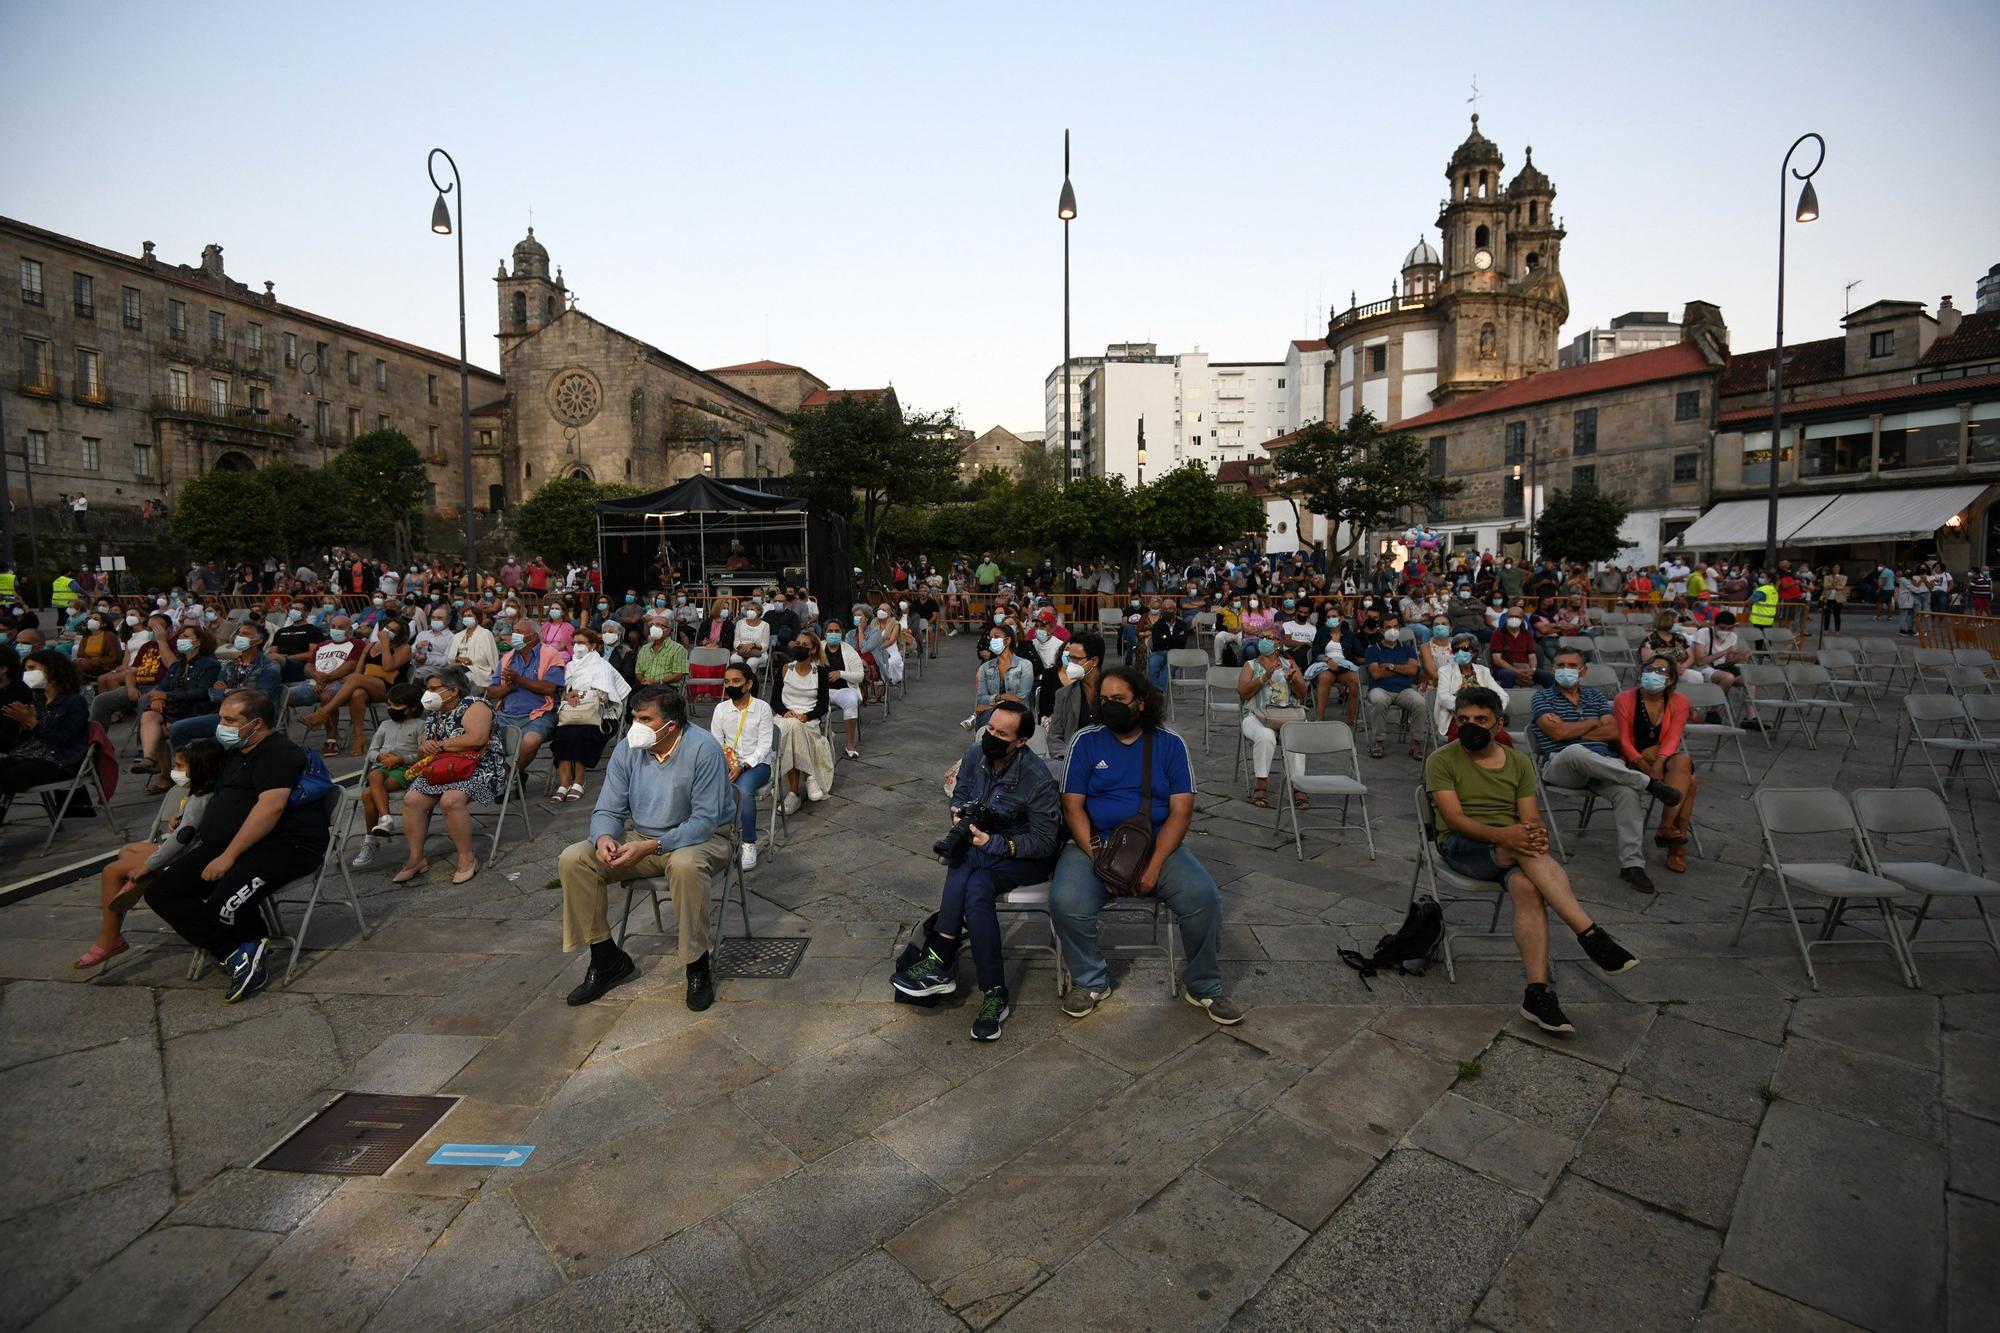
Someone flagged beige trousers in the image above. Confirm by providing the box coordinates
[558,831,731,965]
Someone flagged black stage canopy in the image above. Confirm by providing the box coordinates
[595,475,852,610]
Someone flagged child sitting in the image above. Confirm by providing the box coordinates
[351,683,428,869]
[75,739,225,969]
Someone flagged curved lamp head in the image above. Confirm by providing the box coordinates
[1794,179,1819,224]
[1058,178,1077,221]
[430,193,453,235]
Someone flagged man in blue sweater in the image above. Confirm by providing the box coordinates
[558,685,733,1010]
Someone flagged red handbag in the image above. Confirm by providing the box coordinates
[412,751,477,783]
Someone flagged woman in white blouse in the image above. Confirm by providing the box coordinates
[732,601,771,671]
[820,620,867,759]
[773,630,840,809]
[1430,630,1508,739]
[709,661,776,869]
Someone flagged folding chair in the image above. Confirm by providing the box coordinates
[1852,787,2000,967]
[1954,647,1998,674]
[1857,636,1912,693]
[1204,666,1244,766]
[1761,627,1799,662]
[1557,635,1597,661]
[466,723,537,860]
[994,881,1069,996]
[1164,648,1208,722]
[1913,648,1958,693]
[1273,721,1374,860]
[272,787,372,985]
[1891,695,2000,800]
[1814,649,1882,721]
[1071,897,1181,997]
[1732,788,1919,990]
[686,647,730,708]
[0,724,126,856]
[616,787,754,947]
[1783,663,1860,748]
[1737,663,1824,750]
[1409,786,1508,984]
[1583,663,1621,693]
[1942,665,1995,696]
[1678,680,1753,785]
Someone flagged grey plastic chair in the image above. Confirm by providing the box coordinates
[1557,635,1598,660]
[992,881,1069,997]
[1409,786,1508,984]
[1783,663,1860,748]
[1733,788,1919,990]
[1164,648,1209,722]
[1204,665,1245,767]
[1851,787,2000,966]
[616,786,753,948]
[1737,663,1821,750]
[1677,679,1753,785]
[1273,721,1374,861]
[1814,649,1882,721]
[1913,647,1958,693]
[463,723,537,861]
[1892,695,2000,800]
[1583,663,1621,693]
[1942,665,1995,696]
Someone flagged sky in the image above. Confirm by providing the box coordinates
[6,0,1996,436]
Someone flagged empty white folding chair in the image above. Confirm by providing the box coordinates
[1409,786,1508,984]
[1761,627,1799,661]
[1677,679,1753,785]
[1164,648,1209,723]
[1857,636,1913,693]
[1914,647,1958,693]
[1852,787,2000,967]
[1204,665,1245,765]
[1272,721,1374,861]
[1783,663,1861,748]
[1892,695,2000,800]
[1557,635,1597,661]
[1734,788,1919,990]
[1737,663,1823,750]
[465,724,537,860]
[1815,649,1883,721]
[1942,665,1995,697]
[1583,663,1622,693]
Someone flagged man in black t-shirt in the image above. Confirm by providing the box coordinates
[909,592,941,657]
[269,612,327,685]
[144,689,330,1002]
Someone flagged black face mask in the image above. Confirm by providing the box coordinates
[980,732,1012,762]
[723,685,744,700]
[1097,698,1138,732]
[1458,722,1493,753]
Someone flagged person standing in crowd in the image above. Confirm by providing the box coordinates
[1818,563,1847,633]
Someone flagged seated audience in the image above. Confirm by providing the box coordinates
[709,662,775,869]
[1048,630,1104,754]
[486,619,565,777]
[393,667,511,886]
[970,623,1034,733]
[350,683,429,869]
[137,624,221,795]
[0,649,91,813]
[550,628,630,802]
[1615,655,1697,874]
[820,621,867,758]
[1364,623,1426,759]
[308,614,409,757]
[634,617,690,687]
[448,606,500,688]
[772,632,838,809]
[1237,634,1310,810]
[76,738,225,968]
[1488,611,1552,689]
[1431,631,1508,738]
[171,622,282,751]
[289,614,365,755]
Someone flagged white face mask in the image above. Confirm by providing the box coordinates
[626,721,661,749]
[648,625,665,640]
[420,690,444,712]
[1063,659,1086,681]
[572,645,594,660]
[22,668,47,690]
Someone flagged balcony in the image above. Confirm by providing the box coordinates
[73,384,112,408]
[18,373,57,399]
[1329,292,1435,331]
[74,301,95,319]
[150,394,299,439]
[21,288,43,306]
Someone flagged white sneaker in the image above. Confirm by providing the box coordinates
[959,715,976,731]
[740,843,758,870]
[782,792,802,815]
[805,777,827,802]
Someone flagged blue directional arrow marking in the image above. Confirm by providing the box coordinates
[427,1143,535,1167]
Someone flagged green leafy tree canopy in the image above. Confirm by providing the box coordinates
[1534,482,1632,565]
[788,395,964,576]
[259,460,350,567]
[1140,462,1266,555]
[513,476,643,567]
[1272,410,1463,555]
[330,430,429,566]
[168,469,282,565]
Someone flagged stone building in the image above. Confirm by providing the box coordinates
[961,425,1041,478]
[3,214,504,518]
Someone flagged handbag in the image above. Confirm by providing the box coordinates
[1092,730,1157,896]
[411,750,478,783]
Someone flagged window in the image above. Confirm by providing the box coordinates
[512,291,526,324]
[427,424,439,454]
[81,437,100,471]
[427,373,438,405]
[1869,331,1895,358]
[208,309,226,351]
[1572,408,1597,457]
[1529,201,1540,225]
[348,406,361,437]
[1878,408,1960,470]
[122,286,142,330]
[209,377,229,412]
[1673,452,1699,483]
[1189,434,1200,447]
[1801,419,1870,477]
[1571,463,1596,489]
[1675,390,1701,422]
[1741,430,1792,487]
[1430,435,1447,476]
[1972,404,2000,465]
[168,367,189,404]
[1277,377,1287,389]
[284,331,298,367]
[247,322,262,354]
[21,336,51,391]
[249,385,267,413]
[479,429,493,448]
[315,400,330,437]
[1504,421,1526,464]
[345,350,359,382]
[75,348,102,400]
[19,257,43,304]
[1367,345,1387,374]
[168,299,186,336]
[73,272,94,317]
[1503,475,1524,516]
[26,429,49,465]
[377,413,390,430]
[375,358,387,389]
[1474,224,1490,248]
[134,443,153,478]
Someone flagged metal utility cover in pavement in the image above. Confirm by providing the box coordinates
[256,1093,458,1176]
[712,936,810,979]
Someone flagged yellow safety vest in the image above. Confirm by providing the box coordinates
[0,571,15,600]
[51,575,79,608]
[1748,583,1779,626]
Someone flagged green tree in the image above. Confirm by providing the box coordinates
[513,476,644,567]
[168,469,282,564]
[1136,462,1266,555]
[330,430,429,565]
[1016,475,1134,565]
[788,396,964,576]
[1534,482,1632,565]
[1272,411,1463,556]
[1014,437,1063,494]
[259,460,349,567]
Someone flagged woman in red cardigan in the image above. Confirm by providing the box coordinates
[1614,653,1696,873]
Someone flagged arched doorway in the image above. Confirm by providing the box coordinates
[212,451,255,473]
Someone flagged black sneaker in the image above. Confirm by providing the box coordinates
[1577,925,1640,974]
[1619,866,1657,895]
[223,938,269,1004]
[1520,983,1574,1033]
[892,946,958,999]
[970,986,1010,1041]
[1643,778,1684,807]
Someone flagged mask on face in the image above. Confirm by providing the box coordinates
[420,690,444,712]
[596,601,609,611]
[1554,667,1582,689]
[980,731,1013,762]
[625,594,637,604]
[1257,638,1278,657]
[329,628,349,643]
[1454,649,1473,666]
[87,618,102,631]
[372,597,385,608]
[233,635,252,652]
[988,636,1006,656]
[1383,628,1402,645]
[215,724,244,749]
[126,614,142,627]
[723,684,744,701]
[22,667,47,690]
[176,638,196,655]
[646,624,666,641]
[826,630,844,646]
[1097,698,1137,731]
[169,767,191,787]
[572,645,594,660]
[1063,659,1087,681]
[1458,722,1493,752]
[461,614,478,629]
[626,721,660,749]
[547,608,565,621]
[1640,671,1669,694]
[510,632,526,650]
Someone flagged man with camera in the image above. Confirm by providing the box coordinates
[892,700,1060,1041]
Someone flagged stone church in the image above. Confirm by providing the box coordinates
[481,228,834,507]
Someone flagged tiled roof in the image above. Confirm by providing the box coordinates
[1716,370,2000,427]
[1922,310,2000,366]
[706,359,806,374]
[1291,339,1329,352]
[1395,342,1717,432]
[799,387,890,409]
[1720,336,1844,396]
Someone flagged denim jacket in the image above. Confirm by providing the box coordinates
[949,740,1061,861]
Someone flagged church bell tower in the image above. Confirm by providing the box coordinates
[496,227,567,356]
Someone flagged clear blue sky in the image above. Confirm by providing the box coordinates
[5,1,1995,435]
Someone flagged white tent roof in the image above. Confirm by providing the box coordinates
[1670,496,1833,550]
[1785,483,1989,545]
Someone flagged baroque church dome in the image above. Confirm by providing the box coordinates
[1402,237,1441,269]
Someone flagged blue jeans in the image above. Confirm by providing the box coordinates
[938,843,1060,991]
[1050,842,1224,997]
[1147,650,1170,694]
[733,762,771,843]
[168,713,222,748]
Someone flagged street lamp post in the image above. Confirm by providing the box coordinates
[427,148,478,584]
[1762,133,1825,578]
[1058,130,1078,483]
[1136,414,1146,487]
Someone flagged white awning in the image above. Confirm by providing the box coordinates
[1670,496,1834,550]
[1785,483,1990,545]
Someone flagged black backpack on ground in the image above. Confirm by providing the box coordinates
[1338,895,1444,987]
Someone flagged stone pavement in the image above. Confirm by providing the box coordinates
[1,633,1995,1332]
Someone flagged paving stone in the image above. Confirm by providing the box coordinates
[1573,1086,1755,1228]
[0,1037,170,1222]
[650,1137,945,1327]
[1598,957,1796,1003]
[751,1250,962,1332]
[508,1098,797,1280]
[1273,1029,1457,1156]
[281,947,490,996]
[151,985,310,1043]
[1454,1035,1617,1139]
[1510,1001,1657,1070]
[614,1023,771,1108]
[1942,991,2000,1037]
[31,1223,278,1332]
[364,1191,564,1332]
[1668,996,1794,1046]
[1104,1170,1305,1309]
[163,1000,346,1194]
[483,1248,703,1332]
[1368,1003,1510,1062]
[1626,1014,1782,1125]
[1406,1092,1575,1198]
[1948,1192,2000,1333]
[441,995,620,1107]
[1772,1035,1943,1141]
[406,952,572,1038]
[1058,996,1216,1074]
[312,992,437,1064]
[0,1171,174,1333]
[198,1189,465,1330]
[0,979,155,1071]
[1948,1110,2000,1203]
[700,1000,898,1066]
[1198,1107,1375,1230]
[874,1001,1072,1083]
[518,1056,674,1172]
[876,1035,1128,1191]
[1477,1176,1720,1333]
[363,915,558,955]
[166,1167,343,1233]
[1721,1101,1947,1333]
[1219,1004,1375,1068]
[1697,1273,1866,1332]
[732,1032,948,1162]
[1787,994,1941,1068]
[337,1032,489,1096]
[1243,1148,1537,1331]
[1942,1029,2000,1120]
